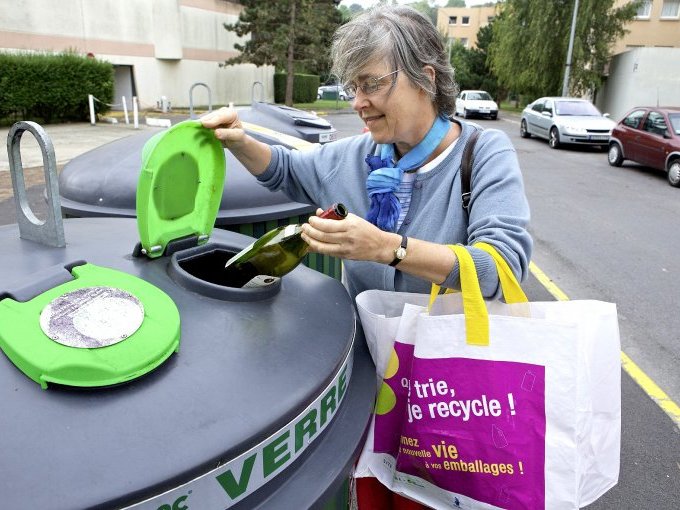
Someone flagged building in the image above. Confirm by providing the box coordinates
[612,0,680,54]
[0,0,275,111]
[598,0,680,119]
[436,5,498,49]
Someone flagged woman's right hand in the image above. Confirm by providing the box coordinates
[201,106,246,149]
[201,106,273,175]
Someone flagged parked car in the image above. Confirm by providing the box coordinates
[317,84,352,101]
[520,97,616,149]
[454,90,498,119]
[608,106,680,187]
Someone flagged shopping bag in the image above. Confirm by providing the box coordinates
[354,243,620,509]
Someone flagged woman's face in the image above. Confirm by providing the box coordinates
[351,62,437,153]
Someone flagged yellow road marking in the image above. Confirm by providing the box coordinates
[530,261,680,428]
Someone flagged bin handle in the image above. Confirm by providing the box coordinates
[6,121,65,247]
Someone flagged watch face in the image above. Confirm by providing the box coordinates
[396,247,407,259]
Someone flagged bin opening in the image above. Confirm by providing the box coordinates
[169,244,282,301]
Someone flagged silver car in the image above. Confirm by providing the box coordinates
[520,97,616,149]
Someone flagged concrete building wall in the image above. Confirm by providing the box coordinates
[612,0,680,55]
[596,47,680,121]
[0,0,275,110]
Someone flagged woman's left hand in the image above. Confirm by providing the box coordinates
[300,209,397,264]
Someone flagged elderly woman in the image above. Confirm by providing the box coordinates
[203,5,531,507]
[202,6,531,304]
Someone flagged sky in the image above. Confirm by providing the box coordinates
[339,0,498,8]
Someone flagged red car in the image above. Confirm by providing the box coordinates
[608,106,680,187]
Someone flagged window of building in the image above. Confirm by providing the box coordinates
[487,16,495,23]
[661,0,680,18]
[635,0,652,18]
[448,16,457,24]
[460,38,468,48]
[462,16,470,25]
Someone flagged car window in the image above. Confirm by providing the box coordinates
[643,112,668,137]
[622,110,646,129]
[531,101,544,113]
[544,100,553,115]
[555,100,600,116]
[468,92,491,100]
[669,113,680,135]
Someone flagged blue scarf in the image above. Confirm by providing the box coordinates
[365,115,450,231]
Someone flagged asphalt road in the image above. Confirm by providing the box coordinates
[1,109,679,508]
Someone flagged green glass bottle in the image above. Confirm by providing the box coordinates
[224,203,348,287]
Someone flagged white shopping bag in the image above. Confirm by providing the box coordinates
[354,243,620,510]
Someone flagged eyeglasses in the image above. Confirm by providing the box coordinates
[343,69,401,98]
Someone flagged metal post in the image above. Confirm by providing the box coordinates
[561,0,579,97]
[88,94,96,125]
[133,96,139,129]
[122,96,130,124]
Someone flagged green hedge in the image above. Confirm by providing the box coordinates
[0,52,114,124]
[273,73,320,104]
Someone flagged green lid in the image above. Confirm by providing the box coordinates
[0,263,180,389]
[137,120,226,258]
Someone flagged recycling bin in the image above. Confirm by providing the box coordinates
[58,115,342,280]
[1,122,375,509]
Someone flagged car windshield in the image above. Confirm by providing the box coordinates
[669,113,680,135]
[555,100,601,116]
[468,92,492,101]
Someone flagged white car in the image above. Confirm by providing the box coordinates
[520,97,616,149]
[454,90,498,120]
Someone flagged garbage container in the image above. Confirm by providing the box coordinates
[1,121,375,509]
[322,90,340,101]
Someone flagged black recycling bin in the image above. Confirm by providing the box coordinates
[1,122,375,510]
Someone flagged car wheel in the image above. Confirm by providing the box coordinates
[520,119,531,138]
[549,127,561,149]
[491,114,497,120]
[667,159,680,188]
[607,143,623,167]
[463,109,469,119]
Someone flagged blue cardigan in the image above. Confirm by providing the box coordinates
[256,120,532,301]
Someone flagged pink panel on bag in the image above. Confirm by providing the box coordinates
[374,341,546,509]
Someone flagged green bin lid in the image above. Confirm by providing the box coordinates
[0,263,180,389]
[137,120,226,258]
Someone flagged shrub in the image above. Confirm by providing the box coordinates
[273,73,320,104]
[0,51,114,123]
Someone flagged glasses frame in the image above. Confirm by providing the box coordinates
[343,69,401,98]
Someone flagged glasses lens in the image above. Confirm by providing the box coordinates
[343,84,356,96]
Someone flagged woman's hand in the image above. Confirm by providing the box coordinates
[200,106,246,149]
[302,208,458,284]
[201,106,272,175]
[301,209,398,264]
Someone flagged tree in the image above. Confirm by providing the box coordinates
[448,22,499,98]
[223,0,343,106]
[488,0,639,100]
[445,0,466,7]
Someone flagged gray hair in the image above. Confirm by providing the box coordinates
[330,5,458,116]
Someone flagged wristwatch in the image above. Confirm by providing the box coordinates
[389,235,408,267]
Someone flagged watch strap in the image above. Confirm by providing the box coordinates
[389,235,408,267]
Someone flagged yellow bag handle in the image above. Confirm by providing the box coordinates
[430,245,489,346]
[473,242,528,304]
